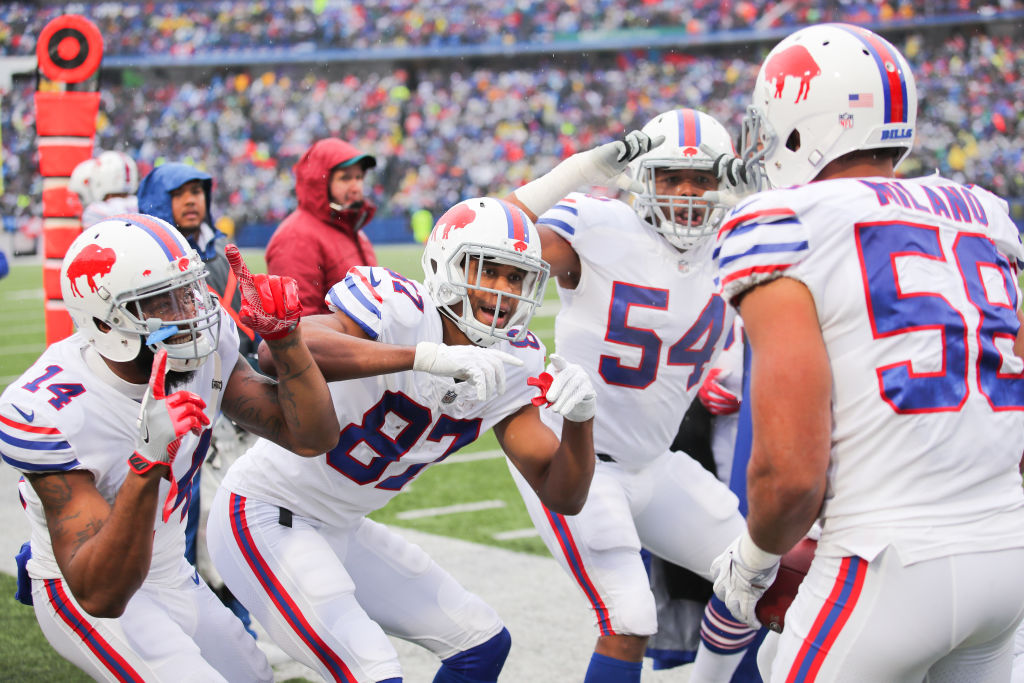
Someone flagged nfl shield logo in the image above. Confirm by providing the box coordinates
[839,113,854,129]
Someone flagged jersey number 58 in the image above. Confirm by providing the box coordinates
[857,221,1024,412]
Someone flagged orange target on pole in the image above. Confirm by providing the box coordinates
[35,14,104,344]
[36,14,103,84]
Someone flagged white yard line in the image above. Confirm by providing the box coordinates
[2,289,44,301]
[439,449,504,464]
[0,344,47,355]
[492,528,540,541]
[396,499,506,520]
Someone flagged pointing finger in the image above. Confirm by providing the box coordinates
[148,348,168,401]
[225,244,255,296]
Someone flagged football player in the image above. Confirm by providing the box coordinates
[68,157,98,216]
[204,131,658,682]
[81,150,140,227]
[712,23,1024,680]
[503,108,761,683]
[0,214,338,680]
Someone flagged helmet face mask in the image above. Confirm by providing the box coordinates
[421,198,549,347]
[745,23,917,188]
[634,162,722,251]
[61,214,220,373]
[628,108,736,252]
[118,274,220,372]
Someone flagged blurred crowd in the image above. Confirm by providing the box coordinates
[2,27,1021,238]
[1,0,1019,56]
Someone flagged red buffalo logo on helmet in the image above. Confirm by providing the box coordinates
[66,244,117,297]
[765,44,821,103]
[513,241,528,252]
[435,204,477,240]
[682,147,699,157]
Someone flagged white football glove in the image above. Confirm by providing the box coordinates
[413,341,524,402]
[700,145,763,208]
[530,354,596,422]
[593,130,666,193]
[710,530,782,628]
[513,131,666,216]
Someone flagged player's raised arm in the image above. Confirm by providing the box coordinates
[219,246,338,455]
[505,130,663,221]
[258,311,417,381]
[496,354,597,514]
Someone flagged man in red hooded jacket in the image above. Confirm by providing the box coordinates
[266,138,379,314]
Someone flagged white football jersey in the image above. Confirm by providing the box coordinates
[222,266,546,527]
[81,196,139,228]
[537,193,733,468]
[716,175,1024,562]
[0,313,239,583]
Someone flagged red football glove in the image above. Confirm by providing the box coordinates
[226,244,302,341]
[528,372,554,407]
[527,355,596,422]
[698,367,740,416]
[129,349,210,521]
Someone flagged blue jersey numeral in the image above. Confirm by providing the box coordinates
[327,391,482,489]
[22,365,86,410]
[599,281,725,389]
[856,221,1024,412]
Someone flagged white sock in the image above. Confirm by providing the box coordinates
[687,643,748,683]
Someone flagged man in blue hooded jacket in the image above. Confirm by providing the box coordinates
[138,162,257,358]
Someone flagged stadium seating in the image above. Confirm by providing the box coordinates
[1,4,1021,243]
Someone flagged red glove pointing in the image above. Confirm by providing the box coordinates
[226,244,302,341]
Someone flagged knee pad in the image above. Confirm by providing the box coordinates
[434,628,511,683]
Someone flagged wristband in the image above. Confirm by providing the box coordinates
[261,320,299,342]
[127,452,170,478]
[738,529,782,570]
[412,341,438,372]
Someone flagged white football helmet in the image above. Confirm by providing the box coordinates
[627,108,736,251]
[69,158,98,206]
[91,150,140,200]
[743,23,917,188]
[421,197,550,347]
[61,213,220,372]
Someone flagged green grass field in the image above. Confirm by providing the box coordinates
[0,244,563,678]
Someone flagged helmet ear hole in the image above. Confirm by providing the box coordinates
[785,130,801,152]
[751,24,916,187]
[94,318,112,333]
